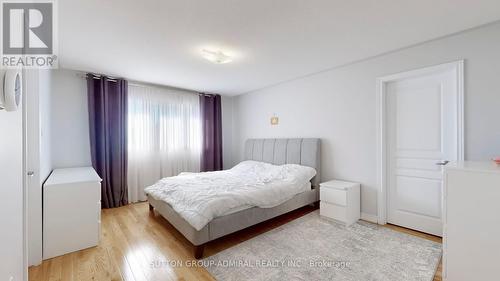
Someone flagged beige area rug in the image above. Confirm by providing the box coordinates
[204,211,441,281]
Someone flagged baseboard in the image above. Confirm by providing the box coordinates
[360,212,378,223]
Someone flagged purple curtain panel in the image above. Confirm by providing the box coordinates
[87,74,128,208]
[199,93,223,172]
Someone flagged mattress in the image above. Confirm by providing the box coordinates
[144,160,317,230]
[217,181,312,216]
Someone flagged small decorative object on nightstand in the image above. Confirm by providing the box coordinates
[319,180,360,225]
[493,157,500,165]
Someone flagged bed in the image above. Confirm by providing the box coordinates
[146,138,321,258]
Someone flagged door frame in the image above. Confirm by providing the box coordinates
[22,69,31,280]
[376,60,465,225]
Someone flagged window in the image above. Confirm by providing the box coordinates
[127,84,201,202]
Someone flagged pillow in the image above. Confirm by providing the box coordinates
[231,160,316,184]
[282,164,317,183]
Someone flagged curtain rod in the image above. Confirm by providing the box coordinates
[74,71,202,93]
[86,73,119,82]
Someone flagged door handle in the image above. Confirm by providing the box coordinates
[436,160,449,166]
[27,171,34,177]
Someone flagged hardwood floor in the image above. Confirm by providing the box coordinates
[29,202,442,281]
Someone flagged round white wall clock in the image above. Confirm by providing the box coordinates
[0,69,22,112]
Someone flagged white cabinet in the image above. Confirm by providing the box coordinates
[443,162,500,281]
[320,180,360,225]
[43,167,102,259]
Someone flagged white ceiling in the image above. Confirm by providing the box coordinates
[59,0,500,96]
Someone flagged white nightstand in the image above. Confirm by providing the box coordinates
[320,180,360,225]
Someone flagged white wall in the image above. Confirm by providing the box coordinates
[0,71,26,281]
[39,70,52,182]
[232,22,500,217]
[51,70,92,168]
[221,96,234,169]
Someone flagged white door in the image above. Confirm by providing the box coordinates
[0,70,26,281]
[385,62,463,236]
[25,70,44,266]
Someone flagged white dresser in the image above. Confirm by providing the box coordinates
[443,161,500,281]
[319,180,360,225]
[43,167,102,259]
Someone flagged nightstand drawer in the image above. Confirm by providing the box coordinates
[320,187,347,206]
[320,202,346,222]
[319,180,360,226]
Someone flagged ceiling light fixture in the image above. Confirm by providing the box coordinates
[201,49,233,64]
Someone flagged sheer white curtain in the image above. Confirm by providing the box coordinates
[127,84,201,203]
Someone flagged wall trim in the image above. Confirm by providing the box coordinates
[375,60,465,225]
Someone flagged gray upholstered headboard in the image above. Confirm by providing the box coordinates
[244,138,321,187]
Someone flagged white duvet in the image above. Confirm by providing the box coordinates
[144,160,316,231]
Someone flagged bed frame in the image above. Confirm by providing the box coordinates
[147,138,321,258]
